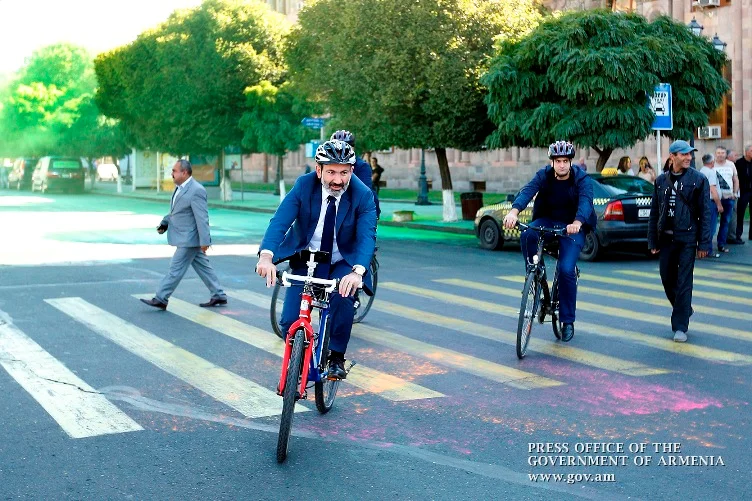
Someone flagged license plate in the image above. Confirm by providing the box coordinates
[62,173,72,178]
[638,208,650,218]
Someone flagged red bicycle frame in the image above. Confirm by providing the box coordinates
[277,290,316,397]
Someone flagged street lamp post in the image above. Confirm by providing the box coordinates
[688,17,704,36]
[711,33,727,52]
[416,148,431,205]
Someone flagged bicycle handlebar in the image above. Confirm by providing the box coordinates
[280,271,338,292]
[517,222,569,237]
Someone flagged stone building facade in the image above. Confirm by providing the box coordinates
[231,0,747,195]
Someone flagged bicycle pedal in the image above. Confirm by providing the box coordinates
[345,360,357,374]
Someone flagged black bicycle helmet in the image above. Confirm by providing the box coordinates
[330,130,355,147]
[548,140,576,160]
[315,140,356,165]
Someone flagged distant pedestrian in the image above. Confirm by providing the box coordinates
[713,146,739,251]
[370,156,384,195]
[734,144,752,242]
[699,153,723,257]
[636,156,656,184]
[648,140,711,343]
[663,156,673,173]
[617,156,634,176]
[140,159,227,311]
[576,157,588,171]
[304,164,312,174]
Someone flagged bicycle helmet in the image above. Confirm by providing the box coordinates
[330,130,355,147]
[548,140,576,160]
[315,140,356,166]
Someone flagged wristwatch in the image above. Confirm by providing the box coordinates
[352,265,366,277]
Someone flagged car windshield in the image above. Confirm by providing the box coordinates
[595,176,655,196]
[51,159,81,169]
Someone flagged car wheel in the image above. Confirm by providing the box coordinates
[16,181,21,190]
[478,218,504,250]
[41,183,47,194]
[580,231,601,262]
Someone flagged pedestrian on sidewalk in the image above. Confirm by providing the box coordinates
[648,140,711,343]
[699,153,723,257]
[140,159,227,311]
[734,144,752,242]
[370,156,384,195]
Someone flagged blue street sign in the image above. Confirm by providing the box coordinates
[649,83,673,131]
[301,117,326,129]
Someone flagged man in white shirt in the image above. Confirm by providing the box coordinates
[713,146,739,252]
[700,154,723,257]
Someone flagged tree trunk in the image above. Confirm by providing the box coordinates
[276,154,286,201]
[435,147,458,222]
[263,153,269,184]
[594,147,614,172]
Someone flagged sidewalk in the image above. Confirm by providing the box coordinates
[90,181,476,235]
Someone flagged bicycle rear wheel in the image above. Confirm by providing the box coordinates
[353,256,378,323]
[270,264,290,339]
[517,272,541,359]
[277,329,305,463]
[314,321,340,413]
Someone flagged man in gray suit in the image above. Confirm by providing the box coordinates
[140,159,228,310]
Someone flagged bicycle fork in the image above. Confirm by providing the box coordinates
[277,292,316,398]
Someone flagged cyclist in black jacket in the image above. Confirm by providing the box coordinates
[648,140,711,343]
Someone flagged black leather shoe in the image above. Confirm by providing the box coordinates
[561,323,574,342]
[200,298,227,307]
[140,298,167,310]
[327,359,347,380]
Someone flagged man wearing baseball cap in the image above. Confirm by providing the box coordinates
[648,140,712,343]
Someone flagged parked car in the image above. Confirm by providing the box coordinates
[8,157,39,190]
[96,163,119,182]
[474,172,655,261]
[31,156,86,193]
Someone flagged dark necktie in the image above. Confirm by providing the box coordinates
[316,195,337,278]
[171,186,179,209]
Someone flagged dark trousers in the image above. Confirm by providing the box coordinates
[521,218,585,324]
[717,198,734,247]
[736,192,751,240]
[658,234,696,333]
[280,260,355,354]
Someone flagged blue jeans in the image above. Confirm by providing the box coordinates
[521,218,585,324]
[708,202,718,248]
[717,198,734,248]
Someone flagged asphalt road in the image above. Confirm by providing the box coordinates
[1,192,750,500]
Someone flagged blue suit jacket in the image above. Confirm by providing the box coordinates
[260,172,377,287]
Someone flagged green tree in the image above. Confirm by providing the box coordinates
[95,0,289,157]
[483,10,729,171]
[240,80,317,199]
[287,0,542,221]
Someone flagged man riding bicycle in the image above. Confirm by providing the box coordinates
[502,140,596,342]
[255,139,377,379]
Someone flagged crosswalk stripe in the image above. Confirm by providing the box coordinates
[496,276,752,323]
[441,279,752,343]
[382,283,752,365]
[616,270,750,293]
[352,324,564,390]
[226,289,560,390]
[371,301,668,377]
[0,315,143,438]
[690,267,752,283]
[713,263,752,274]
[537,275,750,307]
[164,293,444,402]
[47,298,292,418]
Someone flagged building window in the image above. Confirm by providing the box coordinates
[612,0,636,12]
[707,64,732,138]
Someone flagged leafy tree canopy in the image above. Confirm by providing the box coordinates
[483,10,729,170]
[95,0,289,155]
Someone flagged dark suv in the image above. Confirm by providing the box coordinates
[31,156,86,193]
[8,157,39,190]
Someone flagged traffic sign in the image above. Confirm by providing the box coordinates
[301,117,326,129]
[649,83,673,131]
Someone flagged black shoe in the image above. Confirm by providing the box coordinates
[140,297,167,310]
[200,297,227,307]
[727,238,742,245]
[327,358,347,380]
[561,323,574,342]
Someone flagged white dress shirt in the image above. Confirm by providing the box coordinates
[307,185,344,265]
[171,176,193,209]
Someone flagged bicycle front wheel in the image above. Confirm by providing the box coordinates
[517,272,541,359]
[270,264,290,339]
[551,277,563,340]
[353,256,378,323]
[314,322,340,413]
[277,329,305,463]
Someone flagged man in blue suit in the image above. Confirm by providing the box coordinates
[256,140,377,378]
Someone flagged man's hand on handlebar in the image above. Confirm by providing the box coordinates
[566,221,583,235]
[339,272,362,297]
[255,255,277,287]
[503,209,519,229]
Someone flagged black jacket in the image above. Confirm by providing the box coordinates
[648,167,711,251]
